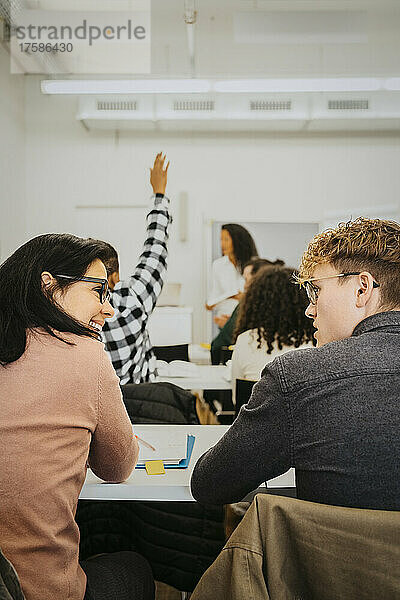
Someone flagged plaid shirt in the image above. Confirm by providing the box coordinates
[101,194,171,384]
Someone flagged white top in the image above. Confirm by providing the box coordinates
[231,329,312,404]
[208,255,244,317]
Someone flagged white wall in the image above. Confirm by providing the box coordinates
[0,46,26,260]
[24,76,400,341]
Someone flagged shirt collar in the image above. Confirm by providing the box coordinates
[352,311,400,337]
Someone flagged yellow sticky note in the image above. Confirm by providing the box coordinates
[145,460,165,475]
[200,343,211,350]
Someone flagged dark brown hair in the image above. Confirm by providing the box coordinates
[0,234,109,365]
[244,257,285,276]
[221,224,258,274]
[89,239,119,276]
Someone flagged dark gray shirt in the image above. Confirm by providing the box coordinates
[191,311,400,510]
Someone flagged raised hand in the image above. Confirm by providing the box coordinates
[150,152,170,195]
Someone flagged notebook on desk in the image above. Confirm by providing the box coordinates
[135,434,195,470]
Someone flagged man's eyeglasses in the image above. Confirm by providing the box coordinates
[54,275,111,304]
[302,272,380,305]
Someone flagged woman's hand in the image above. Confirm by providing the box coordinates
[230,292,244,302]
[214,314,230,328]
[205,303,216,311]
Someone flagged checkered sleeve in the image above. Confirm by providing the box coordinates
[123,194,171,317]
[101,194,172,382]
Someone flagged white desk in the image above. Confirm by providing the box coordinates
[80,425,295,502]
[188,344,211,365]
[156,365,231,391]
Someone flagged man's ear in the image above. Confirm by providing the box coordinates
[355,272,375,308]
[41,272,54,289]
[108,271,120,290]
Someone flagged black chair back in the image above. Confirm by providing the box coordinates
[219,346,233,365]
[153,344,189,362]
[235,379,256,417]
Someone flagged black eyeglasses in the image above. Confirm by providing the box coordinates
[54,275,111,304]
[302,272,380,305]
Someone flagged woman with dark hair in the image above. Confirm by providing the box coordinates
[0,234,154,600]
[231,266,315,403]
[206,223,258,321]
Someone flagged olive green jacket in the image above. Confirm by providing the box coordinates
[191,494,400,600]
[0,549,25,600]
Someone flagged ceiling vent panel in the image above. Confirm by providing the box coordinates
[250,100,292,111]
[173,100,215,111]
[328,99,369,111]
[77,92,400,132]
[77,97,153,124]
[97,101,137,111]
[312,93,374,121]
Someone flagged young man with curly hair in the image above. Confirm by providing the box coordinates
[191,217,400,510]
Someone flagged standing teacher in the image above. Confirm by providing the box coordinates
[206,224,258,326]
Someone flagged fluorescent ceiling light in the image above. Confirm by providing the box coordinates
[384,78,400,91]
[41,77,397,96]
[213,78,382,93]
[41,79,211,94]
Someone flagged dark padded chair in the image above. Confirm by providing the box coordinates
[77,382,226,594]
[219,346,233,365]
[153,344,189,362]
[235,379,256,417]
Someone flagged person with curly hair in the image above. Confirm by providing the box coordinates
[210,257,284,365]
[206,224,258,320]
[192,217,400,511]
[230,267,315,403]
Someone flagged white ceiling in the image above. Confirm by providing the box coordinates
[150,0,400,79]
[13,0,400,78]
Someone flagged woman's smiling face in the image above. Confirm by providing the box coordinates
[42,259,114,332]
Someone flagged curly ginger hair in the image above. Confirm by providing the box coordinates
[297,217,400,310]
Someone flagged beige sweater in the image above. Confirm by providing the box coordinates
[0,330,138,600]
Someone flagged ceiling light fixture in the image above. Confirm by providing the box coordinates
[213,78,382,93]
[40,77,396,96]
[41,79,211,95]
[384,78,400,91]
